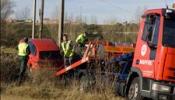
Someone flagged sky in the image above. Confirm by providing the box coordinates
[13,0,174,24]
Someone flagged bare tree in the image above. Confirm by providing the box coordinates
[16,7,31,20]
[1,0,14,41]
[1,0,14,21]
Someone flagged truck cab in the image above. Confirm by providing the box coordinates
[27,39,63,71]
[127,8,175,100]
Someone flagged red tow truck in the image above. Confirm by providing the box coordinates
[52,8,175,100]
[115,8,175,100]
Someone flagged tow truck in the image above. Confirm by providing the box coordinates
[53,7,175,100]
[114,8,175,100]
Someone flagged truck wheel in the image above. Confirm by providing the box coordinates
[115,81,125,96]
[127,77,142,100]
[115,82,121,96]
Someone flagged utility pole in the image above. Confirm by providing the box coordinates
[39,0,44,39]
[58,0,65,46]
[32,0,36,39]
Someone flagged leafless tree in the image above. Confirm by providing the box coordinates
[0,0,14,21]
[1,0,14,41]
[16,7,31,20]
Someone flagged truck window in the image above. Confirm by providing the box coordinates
[163,12,175,48]
[39,51,62,60]
[142,15,159,45]
[142,15,160,60]
[151,16,160,45]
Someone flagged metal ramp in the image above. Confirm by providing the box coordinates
[53,42,95,77]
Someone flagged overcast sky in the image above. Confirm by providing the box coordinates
[13,0,174,24]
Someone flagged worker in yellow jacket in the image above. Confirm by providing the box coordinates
[61,34,74,67]
[17,37,30,84]
[75,32,88,55]
[76,32,88,47]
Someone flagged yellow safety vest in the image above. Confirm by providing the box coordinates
[61,41,74,57]
[18,42,29,56]
[76,33,87,44]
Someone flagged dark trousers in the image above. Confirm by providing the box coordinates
[18,56,28,83]
[78,44,85,56]
[64,56,73,67]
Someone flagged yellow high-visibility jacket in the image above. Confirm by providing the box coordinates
[76,33,87,44]
[61,41,74,57]
[18,42,29,56]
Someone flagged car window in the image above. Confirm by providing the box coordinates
[39,51,62,60]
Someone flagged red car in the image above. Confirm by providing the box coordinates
[27,39,63,71]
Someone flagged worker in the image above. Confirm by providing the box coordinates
[61,34,74,67]
[17,37,30,84]
[76,32,88,48]
[75,32,88,55]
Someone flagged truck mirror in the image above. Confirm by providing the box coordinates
[164,9,174,18]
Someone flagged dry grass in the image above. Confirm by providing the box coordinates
[2,83,124,100]
[0,52,19,83]
[1,46,17,54]
[0,47,124,100]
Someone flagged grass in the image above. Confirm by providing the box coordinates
[0,47,125,100]
[1,47,17,54]
[1,83,124,100]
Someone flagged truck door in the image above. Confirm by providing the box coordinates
[144,15,160,60]
[133,14,160,78]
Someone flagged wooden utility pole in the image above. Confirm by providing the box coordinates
[58,0,65,46]
[39,0,44,39]
[32,0,36,39]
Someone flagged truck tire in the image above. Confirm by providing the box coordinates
[127,77,143,100]
[115,81,126,96]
